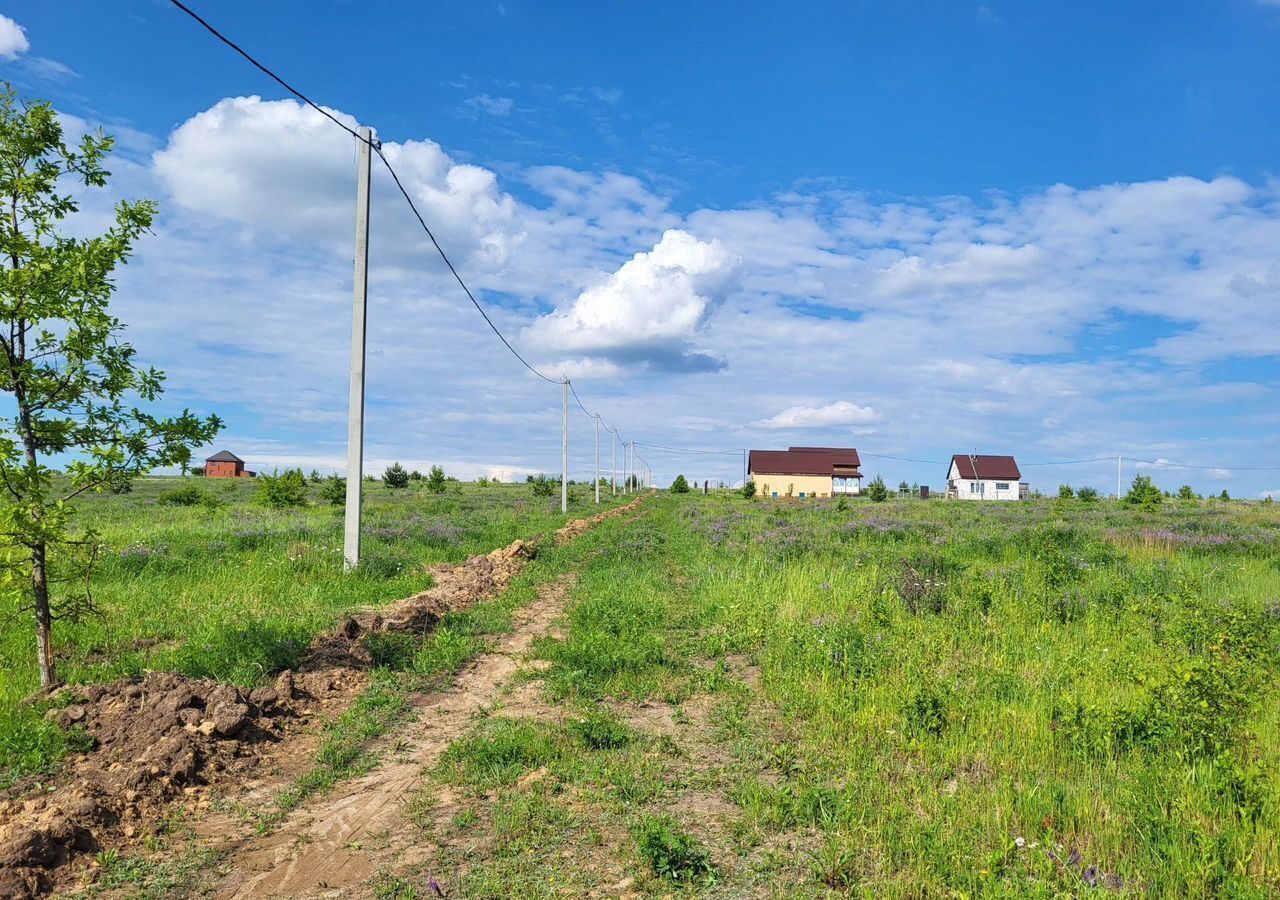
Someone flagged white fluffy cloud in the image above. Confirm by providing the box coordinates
[525,229,738,371]
[94,95,1280,494]
[752,401,880,430]
[0,15,28,60]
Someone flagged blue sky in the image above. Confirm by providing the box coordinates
[3,1,1279,495]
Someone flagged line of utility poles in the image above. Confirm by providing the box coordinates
[342,128,633,568]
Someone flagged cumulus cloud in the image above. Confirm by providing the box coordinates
[525,229,738,371]
[153,96,524,270]
[0,14,28,59]
[752,401,880,430]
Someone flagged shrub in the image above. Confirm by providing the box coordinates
[670,474,690,494]
[1123,475,1163,510]
[1076,486,1099,502]
[635,815,714,882]
[741,479,756,499]
[530,474,556,497]
[1218,489,1230,501]
[1058,484,1075,499]
[256,469,308,508]
[382,463,410,489]
[475,475,490,486]
[409,469,423,481]
[308,469,322,484]
[189,466,205,477]
[426,465,447,494]
[866,475,888,503]
[903,684,949,738]
[321,475,346,506]
[1177,484,1196,500]
[159,485,205,506]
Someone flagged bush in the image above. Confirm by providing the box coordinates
[670,474,690,494]
[382,463,409,489]
[1177,484,1196,501]
[741,479,756,499]
[1218,489,1230,501]
[1058,484,1075,499]
[530,474,556,497]
[866,475,888,503]
[1076,486,1099,502]
[159,485,205,506]
[1123,475,1163,510]
[321,475,346,506]
[635,815,714,882]
[426,465,447,494]
[256,469,309,508]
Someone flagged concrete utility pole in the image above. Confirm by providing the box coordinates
[1117,454,1123,499]
[611,429,617,496]
[625,442,631,494]
[561,379,569,514]
[343,126,372,571]
[594,414,601,504]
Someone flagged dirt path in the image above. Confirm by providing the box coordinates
[209,575,575,899]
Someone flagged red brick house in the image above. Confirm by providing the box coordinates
[204,450,255,478]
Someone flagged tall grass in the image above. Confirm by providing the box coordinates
[0,476,626,784]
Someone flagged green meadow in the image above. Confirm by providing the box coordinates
[0,475,624,786]
[5,481,1280,896]
[413,491,1280,897]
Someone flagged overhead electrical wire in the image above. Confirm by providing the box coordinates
[168,0,558,386]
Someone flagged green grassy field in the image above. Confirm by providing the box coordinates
[6,483,1280,896]
[410,492,1280,897]
[0,475,625,786]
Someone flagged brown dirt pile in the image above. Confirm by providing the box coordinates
[307,536,538,668]
[554,492,648,544]
[0,668,356,899]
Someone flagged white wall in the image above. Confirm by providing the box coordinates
[947,461,1021,500]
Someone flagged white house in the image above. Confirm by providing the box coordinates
[945,454,1028,501]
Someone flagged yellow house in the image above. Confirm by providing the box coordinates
[748,446,862,499]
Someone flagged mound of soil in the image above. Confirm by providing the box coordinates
[308,536,539,669]
[0,668,353,899]
[554,493,648,544]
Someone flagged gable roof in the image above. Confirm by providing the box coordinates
[205,450,244,463]
[788,446,861,468]
[749,447,862,477]
[950,454,1021,480]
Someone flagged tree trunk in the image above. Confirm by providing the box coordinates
[32,541,56,689]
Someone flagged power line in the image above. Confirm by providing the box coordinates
[635,442,743,456]
[167,0,559,386]
[1021,456,1117,467]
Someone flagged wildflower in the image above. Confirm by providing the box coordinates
[1082,865,1098,887]
[1014,836,1025,849]
[1068,849,1082,866]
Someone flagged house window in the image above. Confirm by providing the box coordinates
[996,482,1009,490]
[799,492,806,499]
[970,483,979,493]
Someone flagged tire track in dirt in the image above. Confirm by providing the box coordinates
[211,574,575,899]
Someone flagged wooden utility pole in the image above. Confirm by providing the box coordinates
[561,379,569,513]
[343,126,372,571]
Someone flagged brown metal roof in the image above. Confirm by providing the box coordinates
[749,448,862,478]
[789,446,861,467]
[205,450,244,463]
[949,454,1021,480]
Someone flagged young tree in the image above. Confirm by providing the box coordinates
[1058,484,1075,499]
[0,88,221,688]
[670,474,690,493]
[1122,474,1163,510]
[741,479,756,499]
[382,462,409,488]
[321,474,346,506]
[1076,486,1099,503]
[426,464,447,494]
[866,475,889,502]
[1177,484,1196,501]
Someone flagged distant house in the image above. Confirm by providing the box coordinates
[748,446,862,499]
[204,450,256,478]
[945,454,1026,500]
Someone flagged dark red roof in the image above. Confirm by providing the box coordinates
[950,454,1021,480]
[749,448,862,478]
[788,447,862,467]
